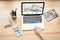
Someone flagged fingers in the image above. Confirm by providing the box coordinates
[34,26,39,30]
[34,26,37,31]
[34,27,38,33]
[34,26,40,33]
[34,26,42,34]
[34,26,41,31]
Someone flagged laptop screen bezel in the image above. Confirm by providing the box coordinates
[21,2,45,16]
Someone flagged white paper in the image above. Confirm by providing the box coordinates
[0,16,12,28]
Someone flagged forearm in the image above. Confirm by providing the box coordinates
[39,32,46,40]
[34,27,46,40]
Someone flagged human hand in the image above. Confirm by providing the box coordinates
[34,27,45,40]
[34,27,42,36]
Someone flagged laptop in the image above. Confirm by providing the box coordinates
[21,2,45,30]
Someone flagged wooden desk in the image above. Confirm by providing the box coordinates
[0,1,60,40]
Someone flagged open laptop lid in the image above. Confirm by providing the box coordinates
[21,2,45,16]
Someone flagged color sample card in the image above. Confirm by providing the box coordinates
[12,24,22,37]
[44,9,58,22]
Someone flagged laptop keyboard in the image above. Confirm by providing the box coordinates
[23,16,42,23]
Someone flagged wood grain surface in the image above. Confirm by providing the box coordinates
[0,1,60,40]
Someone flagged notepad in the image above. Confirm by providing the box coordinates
[0,16,12,28]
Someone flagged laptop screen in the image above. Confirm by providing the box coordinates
[21,2,45,16]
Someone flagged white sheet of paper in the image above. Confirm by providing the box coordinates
[0,16,11,28]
